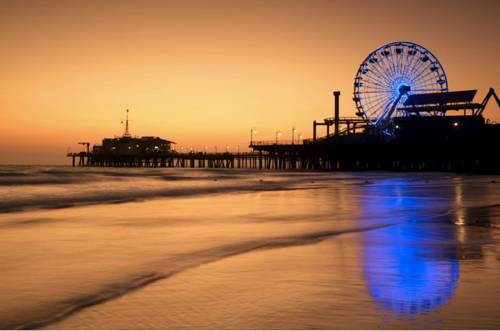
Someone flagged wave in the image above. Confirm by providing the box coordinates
[0,176,91,186]
[0,166,445,186]
[0,167,255,186]
[0,180,327,214]
[9,222,393,330]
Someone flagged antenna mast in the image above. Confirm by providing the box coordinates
[123,109,131,137]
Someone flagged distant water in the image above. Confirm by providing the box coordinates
[1,166,499,329]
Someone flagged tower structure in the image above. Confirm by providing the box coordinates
[123,109,131,137]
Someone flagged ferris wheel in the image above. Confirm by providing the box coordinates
[353,41,448,127]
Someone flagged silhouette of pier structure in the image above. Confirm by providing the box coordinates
[69,150,257,169]
[68,88,499,172]
[66,110,263,169]
[249,88,500,172]
[67,41,500,173]
[67,85,500,173]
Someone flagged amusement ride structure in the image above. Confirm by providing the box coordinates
[353,41,448,128]
[307,41,498,140]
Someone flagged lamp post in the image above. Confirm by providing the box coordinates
[275,130,282,144]
[250,128,257,145]
[292,126,297,144]
[298,133,303,144]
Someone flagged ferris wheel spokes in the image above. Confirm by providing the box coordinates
[353,41,448,127]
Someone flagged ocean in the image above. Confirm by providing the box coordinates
[1,166,499,329]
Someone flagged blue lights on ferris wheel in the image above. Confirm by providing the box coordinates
[354,41,448,126]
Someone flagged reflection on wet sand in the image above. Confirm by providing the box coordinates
[364,223,460,315]
[362,178,496,316]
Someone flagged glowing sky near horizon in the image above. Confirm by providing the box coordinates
[0,0,498,164]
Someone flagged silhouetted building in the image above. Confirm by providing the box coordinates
[92,136,174,157]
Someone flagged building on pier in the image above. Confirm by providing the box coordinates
[90,109,174,156]
[67,110,175,166]
[92,136,174,157]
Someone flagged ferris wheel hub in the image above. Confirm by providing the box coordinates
[398,84,411,95]
[398,84,411,94]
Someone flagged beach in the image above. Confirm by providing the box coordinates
[1,167,499,329]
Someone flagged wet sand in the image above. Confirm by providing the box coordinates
[48,233,500,329]
[1,167,499,329]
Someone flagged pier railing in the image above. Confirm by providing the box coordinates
[250,140,304,146]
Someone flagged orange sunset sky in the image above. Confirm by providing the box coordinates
[0,0,498,164]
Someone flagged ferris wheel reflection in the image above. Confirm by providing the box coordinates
[361,180,460,315]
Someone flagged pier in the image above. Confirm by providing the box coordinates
[68,88,499,173]
[67,40,500,174]
[67,149,318,170]
[68,151,257,169]
[67,135,500,173]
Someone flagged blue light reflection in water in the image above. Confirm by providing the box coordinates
[361,179,460,315]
